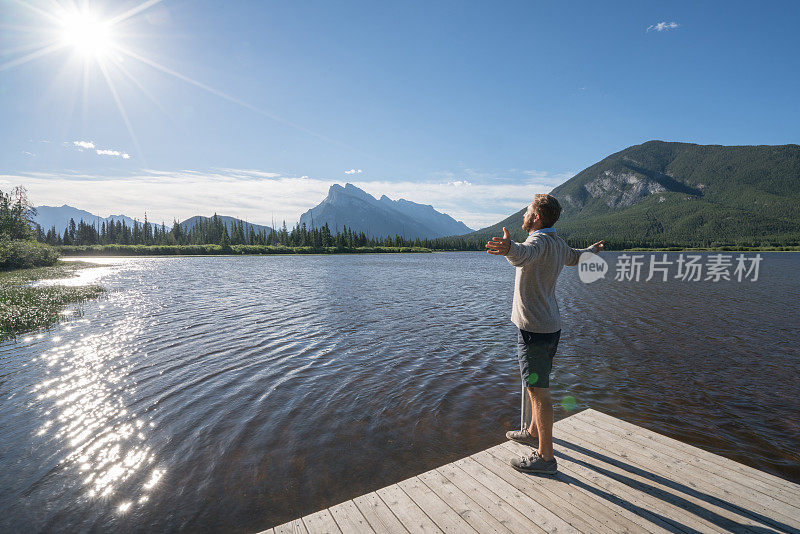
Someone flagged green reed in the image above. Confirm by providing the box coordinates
[0,261,105,341]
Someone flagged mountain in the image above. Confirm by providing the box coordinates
[179,215,272,234]
[299,183,472,239]
[377,195,472,237]
[33,205,273,236]
[33,205,138,233]
[470,141,800,247]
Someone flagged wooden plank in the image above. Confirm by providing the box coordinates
[302,509,342,534]
[539,429,772,534]
[417,468,513,534]
[328,499,376,533]
[555,426,788,534]
[396,476,478,533]
[436,462,548,534]
[471,448,616,534]
[273,518,309,534]
[453,456,580,534]
[564,413,800,525]
[577,409,800,500]
[559,415,800,532]
[579,412,800,510]
[375,484,443,534]
[485,444,650,534]
[352,492,409,533]
[500,439,693,534]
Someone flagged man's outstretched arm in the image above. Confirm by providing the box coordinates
[565,240,605,266]
[485,227,542,266]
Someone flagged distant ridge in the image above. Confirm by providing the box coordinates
[470,140,800,247]
[299,183,472,239]
[32,205,273,236]
[377,194,472,236]
[33,205,138,233]
[179,215,272,234]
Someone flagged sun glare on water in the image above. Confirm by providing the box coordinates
[59,10,114,59]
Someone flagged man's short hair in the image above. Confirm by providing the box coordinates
[531,194,562,228]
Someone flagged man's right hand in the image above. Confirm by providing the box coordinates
[588,240,605,254]
[486,227,511,256]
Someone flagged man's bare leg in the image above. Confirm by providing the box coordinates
[525,386,540,440]
[531,386,554,460]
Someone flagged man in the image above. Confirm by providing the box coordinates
[486,194,603,474]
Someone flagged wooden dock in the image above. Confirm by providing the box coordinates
[260,408,800,533]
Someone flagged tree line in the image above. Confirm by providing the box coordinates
[36,214,483,251]
[1,187,59,269]
[2,186,37,241]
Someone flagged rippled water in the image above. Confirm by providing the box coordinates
[1,252,798,532]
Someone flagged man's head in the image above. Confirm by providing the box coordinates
[522,194,562,233]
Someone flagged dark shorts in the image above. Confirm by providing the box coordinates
[517,329,561,388]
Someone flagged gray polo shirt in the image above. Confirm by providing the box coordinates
[506,228,590,333]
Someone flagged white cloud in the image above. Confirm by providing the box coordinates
[647,21,679,32]
[216,168,282,179]
[344,169,363,175]
[2,168,574,230]
[70,140,131,159]
[96,149,131,159]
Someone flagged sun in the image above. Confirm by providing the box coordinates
[59,10,114,59]
[1,0,346,161]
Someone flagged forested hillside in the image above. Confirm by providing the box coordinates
[471,141,800,248]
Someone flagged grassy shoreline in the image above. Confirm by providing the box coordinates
[0,260,106,342]
[55,243,800,256]
[56,244,434,255]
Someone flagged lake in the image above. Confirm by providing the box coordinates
[1,252,798,532]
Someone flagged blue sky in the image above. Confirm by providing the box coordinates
[1,0,798,228]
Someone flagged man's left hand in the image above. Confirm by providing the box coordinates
[486,227,511,256]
